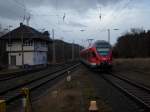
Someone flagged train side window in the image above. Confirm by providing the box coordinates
[92,52,96,57]
[89,52,92,58]
[87,51,90,58]
[85,51,88,59]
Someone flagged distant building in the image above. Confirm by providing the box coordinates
[0,23,52,68]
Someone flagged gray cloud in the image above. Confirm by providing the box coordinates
[0,0,25,20]
[0,0,122,20]
[27,0,122,12]
[26,0,121,8]
[67,21,88,27]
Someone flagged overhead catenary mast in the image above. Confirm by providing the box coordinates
[99,7,102,21]
[87,39,94,47]
[72,40,75,61]
[26,15,31,26]
[20,0,31,26]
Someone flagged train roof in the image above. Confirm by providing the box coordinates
[93,40,111,48]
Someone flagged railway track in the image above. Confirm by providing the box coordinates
[0,68,48,81]
[0,63,80,105]
[0,64,67,81]
[0,63,75,95]
[101,72,150,111]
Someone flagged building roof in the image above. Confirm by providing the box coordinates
[0,23,52,42]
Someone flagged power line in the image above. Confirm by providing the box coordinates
[12,0,32,25]
[104,0,133,28]
[13,0,25,9]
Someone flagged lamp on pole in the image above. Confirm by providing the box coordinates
[107,28,119,43]
[8,25,13,67]
[52,29,56,64]
[107,29,110,43]
[60,37,65,63]
[21,31,24,68]
[71,40,75,61]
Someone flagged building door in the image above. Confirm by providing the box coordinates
[10,56,16,66]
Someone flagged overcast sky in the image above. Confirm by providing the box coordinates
[0,0,149,46]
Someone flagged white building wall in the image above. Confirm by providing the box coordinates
[33,52,47,65]
[9,52,34,66]
[7,41,48,67]
[34,42,48,51]
[24,52,34,65]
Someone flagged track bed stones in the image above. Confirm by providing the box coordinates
[31,66,111,112]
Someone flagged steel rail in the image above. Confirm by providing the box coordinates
[102,72,150,111]
[0,67,47,81]
[3,63,79,104]
[0,63,75,95]
[0,64,67,81]
[109,72,150,93]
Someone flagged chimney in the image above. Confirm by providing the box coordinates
[20,23,23,27]
[43,31,49,37]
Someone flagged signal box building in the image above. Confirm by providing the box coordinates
[0,23,52,68]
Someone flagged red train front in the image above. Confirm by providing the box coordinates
[80,40,112,70]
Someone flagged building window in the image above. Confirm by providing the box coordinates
[40,41,46,47]
[8,44,12,47]
[8,42,13,46]
[43,56,46,62]
[24,40,33,46]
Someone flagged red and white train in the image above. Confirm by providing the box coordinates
[80,40,112,70]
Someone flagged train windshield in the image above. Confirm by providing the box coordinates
[96,48,110,56]
[95,41,111,49]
